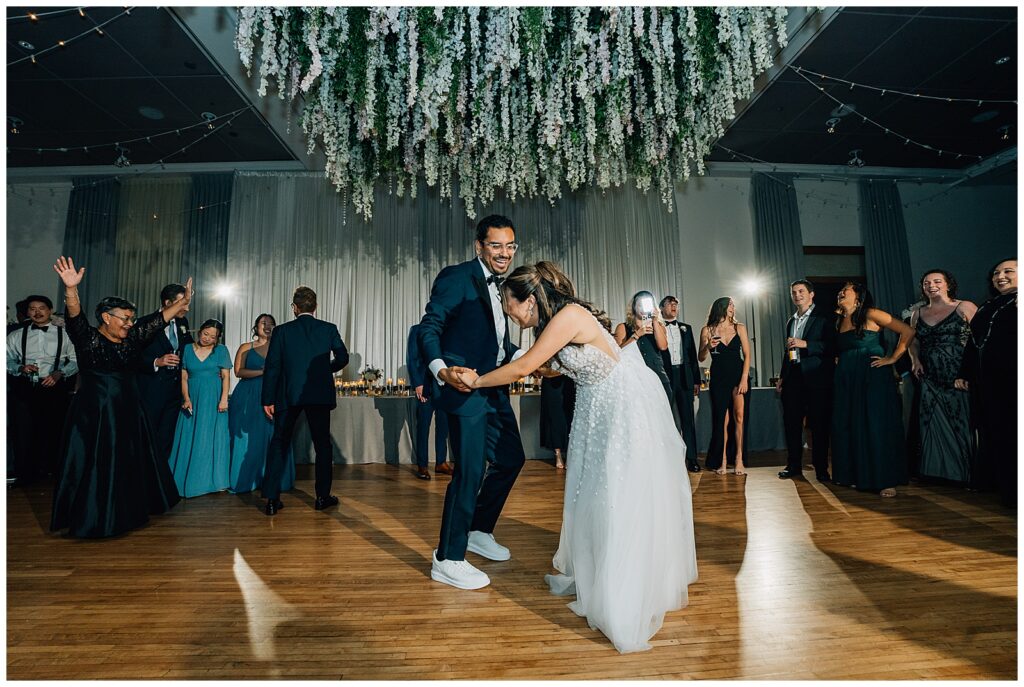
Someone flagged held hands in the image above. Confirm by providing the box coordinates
[53,256,85,287]
[455,368,480,389]
[155,353,181,368]
[439,366,474,393]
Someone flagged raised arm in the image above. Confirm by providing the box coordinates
[53,256,85,319]
[652,318,668,351]
[161,277,193,323]
[868,308,916,367]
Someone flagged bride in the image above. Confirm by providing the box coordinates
[457,262,697,653]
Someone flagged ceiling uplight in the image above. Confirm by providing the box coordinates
[998,125,1011,141]
[138,105,165,121]
[8,117,24,135]
[971,110,1000,124]
[17,40,35,51]
[826,117,840,134]
[995,56,1011,65]
[201,111,216,129]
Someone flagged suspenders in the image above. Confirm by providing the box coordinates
[20,324,65,375]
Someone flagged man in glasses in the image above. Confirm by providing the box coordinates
[136,283,193,463]
[419,214,526,590]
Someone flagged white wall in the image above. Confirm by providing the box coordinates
[6,182,72,319]
[794,179,861,246]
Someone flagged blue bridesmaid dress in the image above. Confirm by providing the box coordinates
[228,344,295,493]
[169,344,232,497]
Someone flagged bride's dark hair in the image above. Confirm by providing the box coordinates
[500,262,612,345]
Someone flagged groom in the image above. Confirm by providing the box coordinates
[419,214,526,590]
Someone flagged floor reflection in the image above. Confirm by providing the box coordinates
[233,549,301,667]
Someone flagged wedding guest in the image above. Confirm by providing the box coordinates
[698,297,751,476]
[540,374,575,470]
[907,270,977,484]
[407,323,452,480]
[261,286,349,516]
[7,299,30,334]
[956,258,1017,508]
[136,284,193,463]
[229,314,295,494]
[6,295,78,484]
[50,256,184,538]
[613,292,672,399]
[831,283,915,497]
[776,280,836,482]
[169,320,232,497]
[659,295,702,473]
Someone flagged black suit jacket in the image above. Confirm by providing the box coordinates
[260,314,349,409]
[418,258,518,416]
[779,307,836,388]
[406,324,428,390]
[661,320,701,388]
[135,316,193,397]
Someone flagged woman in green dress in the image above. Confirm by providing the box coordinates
[831,282,916,497]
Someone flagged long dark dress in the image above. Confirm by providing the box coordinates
[916,309,973,483]
[624,324,672,399]
[51,310,181,538]
[540,375,576,452]
[706,334,744,470]
[831,330,908,492]
[958,291,1017,507]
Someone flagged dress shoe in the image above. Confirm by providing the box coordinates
[314,494,339,510]
[815,471,831,482]
[467,530,511,561]
[415,466,431,481]
[435,462,455,476]
[778,469,801,479]
[431,550,490,590]
[265,499,284,516]
[686,459,702,473]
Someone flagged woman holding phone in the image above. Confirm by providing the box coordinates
[699,297,751,476]
[614,291,672,399]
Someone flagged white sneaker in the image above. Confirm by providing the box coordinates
[467,531,511,561]
[431,550,490,590]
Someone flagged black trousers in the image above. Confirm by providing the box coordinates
[414,395,449,468]
[781,366,832,474]
[437,392,525,561]
[8,376,72,482]
[141,390,182,464]
[668,365,698,463]
[262,405,334,500]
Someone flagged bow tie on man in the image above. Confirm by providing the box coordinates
[486,275,505,287]
[30,324,49,332]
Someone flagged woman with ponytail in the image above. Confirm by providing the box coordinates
[457,261,697,654]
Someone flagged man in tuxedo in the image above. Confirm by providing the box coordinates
[136,283,192,462]
[406,323,452,481]
[261,286,349,515]
[776,279,836,481]
[659,295,702,473]
[6,295,77,483]
[419,214,526,590]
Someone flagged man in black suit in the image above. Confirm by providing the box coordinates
[419,214,525,591]
[406,323,452,481]
[136,283,193,462]
[776,279,836,481]
[261,286,349,515]
[659,295,702,473]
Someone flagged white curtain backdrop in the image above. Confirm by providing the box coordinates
[223,172,681,386]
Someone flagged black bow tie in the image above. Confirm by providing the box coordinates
[486,275,505,287]
[30,324,49,332]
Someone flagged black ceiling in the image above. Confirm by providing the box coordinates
[5,6,1018,173]
[6,6,295,168]
[712,6,1017,170]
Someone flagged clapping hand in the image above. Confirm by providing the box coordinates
[53,256,85,287]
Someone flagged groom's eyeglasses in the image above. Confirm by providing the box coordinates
[482,241,519,252]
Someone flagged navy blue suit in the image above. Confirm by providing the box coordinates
[407,324,449,468]
[419,258,525,561]
[136,317,192,462]
[261,313,349,500]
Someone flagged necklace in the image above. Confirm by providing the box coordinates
[973,293,1016,353]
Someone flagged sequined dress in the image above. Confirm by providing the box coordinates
[547,310,698,653]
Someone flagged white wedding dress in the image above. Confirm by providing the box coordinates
[546,314,698,653]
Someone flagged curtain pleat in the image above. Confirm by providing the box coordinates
[751,173,806,381]
[181,173,233,326]
[62,177,121,321]
[859,180,916,316]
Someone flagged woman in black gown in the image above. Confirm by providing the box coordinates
[956,258,1017,508]
[50,256,191,538]
[831,283,915,497]
[698,297,751,476]
[613,291,672,400]
[539,375,576,470]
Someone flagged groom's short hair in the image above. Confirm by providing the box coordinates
[292,286,317,313]
[476,214,515,242]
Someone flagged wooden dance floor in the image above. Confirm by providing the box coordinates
[7,456,1017,680]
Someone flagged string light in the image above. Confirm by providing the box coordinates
[792,65,1018,105]
[790,66,987,161]
[7,7,86,22]
[7,8,133,67]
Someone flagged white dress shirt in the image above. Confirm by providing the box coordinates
[6,322,78,378]
[789,304,815,363]
[664,319,682,366]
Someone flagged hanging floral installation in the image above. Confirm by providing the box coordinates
[236,7,789,220]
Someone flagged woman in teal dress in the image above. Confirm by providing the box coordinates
[169,319,232,497]
[228,314,294,493]
[831,283,916,497]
